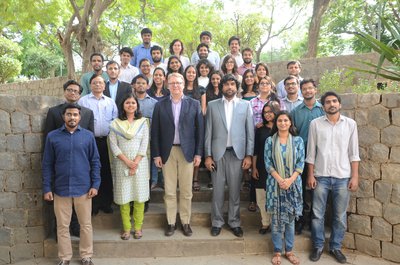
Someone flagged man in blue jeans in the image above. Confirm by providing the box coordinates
[306,91,360,264]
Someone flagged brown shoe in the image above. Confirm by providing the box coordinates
[81,257,93,265]
[165,224,176,236]
[182,224,193,236]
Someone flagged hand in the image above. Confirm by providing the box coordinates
[252,168,259,180]
[88,188,98,198]
[308,174,317,189]
[205,156,215,172]
[43,192,53,201]
[348,177,359,191]
[154,157,163,168]
[193,155,201,167]
[242,156,252,170]
[255,122,263,128]
[129,168,137,176]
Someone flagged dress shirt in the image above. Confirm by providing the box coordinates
[131,43,153,67]
[222,95,239,147]
[276,76,303,100]
[108,81,118,102]
[221,53,244,68]
[249,96,268,127]
[306,115,361,179]
[191,50,220,70]
[119,64,139,84]
[282,96,303,113]
[171,97,183,144]
[42,125,101,197]
[137,93,157,122]
[80,71,109,96]
[238,63,256,76]
[290,101,324,145]
[78,93,118,137]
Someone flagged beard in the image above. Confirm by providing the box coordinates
[153,57,161,63]
[243,58,252,64]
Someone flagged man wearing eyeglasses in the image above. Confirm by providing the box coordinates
[151,73,204,237]
[281,75,303,112]
[276,61,303,100]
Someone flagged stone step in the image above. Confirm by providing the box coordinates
[92,202,260,229]
[44,226,314,258]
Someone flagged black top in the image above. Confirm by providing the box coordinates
[254,125,273,189]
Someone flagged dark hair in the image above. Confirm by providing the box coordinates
[196,43,209,52]
[89,74,105,84]
[242,47,253,54]
[221,55,238,75]
[166,55,184,75]
[287,60,301,69]
[259,76,277,93]
[241,69,257,97]
[149,67,168,96]
[196,59,214,78]
[62,103,81,115]
[106,60,120,69]
[131,74,149,85]
[118,93,142,120]
[90,53,104,62]
[300,78,317,90]
[119,47,133,57]
[150,45,163,55]
[205,70,223,100]
[200,31,212,40]
[169,39,184,56]
[219,73,239,91]
[228,36,240,46]
[271,111,298,136]
[63,80,82,94]
[139,58,151,67]
[255,62,270,78]
[283,75,299,86]
[261,101,280,125]
[141,28,152,36]
[183,65,201,100]
[320,91,341,105]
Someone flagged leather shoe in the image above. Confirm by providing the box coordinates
[211,226,221,236]
[330,249,347,264]
[165,224,176,236]
[230,227,243,237]
[182,224,193,236]
[310,248,323,262]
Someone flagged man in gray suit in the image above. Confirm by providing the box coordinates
[205,74,254,237]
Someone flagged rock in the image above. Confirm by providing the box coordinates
[383,203,400,225]
[348,214,371,235]
[394,224,400,246]
[0,110,11,133]
[355,179,373,198]
[359,161,381,180]
[382,242,400,263]
[0,94,16,112]
[390,147,400,163]
[392,184,400,205]
[368,143,389,163]
[357,198,382,216]
[358,126,380,147]
[392,108,400,126]
[357,93,381,108]
[372,217,392,241]
[4,170,23,192]
[368,104,390,129]
[382,164,400,184]
[355,109,368,126]
[11,112,30,133]
[340,93,357,110]
[0,192,16,209]
[6,134,24,152]
[382,125,400,146]
[382,93,400,108]
[24,133,42,153]
[355,234,381,257]
[375,181,392,203]
[343,232,355,249]
[0,153,16,170]
[3,209,27,228]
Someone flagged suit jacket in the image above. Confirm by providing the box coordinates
[205,97,254,161]
[44,103,95,140]
[104,81,132,109]
[151,96,204,163]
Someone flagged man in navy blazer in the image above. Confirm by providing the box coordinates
[104,60,132,108]
[151,73,204,237]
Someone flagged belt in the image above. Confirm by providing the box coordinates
[172,144,181,146]
[226,146,233,151]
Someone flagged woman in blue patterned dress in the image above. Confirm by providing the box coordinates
[264,111,304,265]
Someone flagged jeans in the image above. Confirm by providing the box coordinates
[271,214,295,253]
[311,177,350,251]
[150,162,162,185]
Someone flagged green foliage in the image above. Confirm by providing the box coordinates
[0,36,22,83]
[22,46,63,78]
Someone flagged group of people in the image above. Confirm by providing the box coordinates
[42,27,360,265]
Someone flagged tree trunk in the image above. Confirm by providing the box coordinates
[57,29,76,79]
[305,0,331,58]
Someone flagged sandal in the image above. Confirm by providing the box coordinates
[248,202,257,212]
[271,252,281,265]
[134,229,143,239]
[192,180,200,191]
[120,231,130,240]
[285,251,300,265]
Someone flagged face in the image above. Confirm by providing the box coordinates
[243,51,253,64]
[284,78,299,95]
[91,55,103,71]
[222,80,238,99]
[200,35,211,45]
[123,97,138,115]
[153,69,165,84]
[258,78,272,94]
[229,40,240,54]
[63,108,81,130]
[120,52,132,66]
[263,106,275,122]
[199,64,210,77]
[151,50,162,63]
[256,65,267,78]
[198,47,208,59]
[140,61,151,75]
[168,76,184,97]
[323,95,341,115]
[169,58,181,72]
[211,74,221,88]
[172,41,182,55]
[134,77,148,94]
[225,59,235,72]
[276,114,291,132]
[142,33,152,45]
[106,63,120,81]
[64,84,81,103]
[288,63,301,76]
[185,67,196,82]
[244,72,255,86]
[90,76,105,94]
[301,82,317,100]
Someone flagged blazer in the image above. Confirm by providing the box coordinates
[151,96,204,163]
[104,81,132,109]
[43,103,95,139]
[205,97,254,161]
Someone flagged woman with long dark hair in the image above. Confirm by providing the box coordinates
[147,67,169,101]
[165,39,190,69]
[166,55,184,76]
[240,69,258,100]
[196,58,214,88]
[221,54,242,84]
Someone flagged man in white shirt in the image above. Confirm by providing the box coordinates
[281,75,303,112]
[118,47,139,84]
[150,45,167,74]
[276,61,303,99]
[191,31,220,70]
[221,36,243,67]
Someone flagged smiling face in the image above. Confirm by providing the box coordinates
[142,33,152,45]
[64,84,81,103]
[168,74,184,98]
[225,58,235,72]
[185,66,197,82]
[91,55,103,72]
[120,52,131,66]
[106,63,120,82]
[172,41,182,55]
[244,71,255,86]
[222,80,237,100]
[229,40,240,54]
[123,96,138,116]
[323,95,341,115]
[90,75,106,96]
[256,65,267,79]
[63,108,81,131]
[258,77,272,94]
[301,82,317,100]
[242,50,253,64]
[198,47,209,59]
[201,35,211,45]
[153,69,165,85]
[263,105,275,123]
[210,73,221,88]
[276,113,292,133]
[199,64,210,77]
[169,58,181,72]
[284,77,299,96]
[139,60,151,75]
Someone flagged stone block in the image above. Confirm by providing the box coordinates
[0,153,16,171]
[355,179,373,198]
[392,108,400,126]
[348,196,356,213]
[358,126,380,147]
[0,94,16,112]
[392,184,400,205]
[0,192,16,209]
[383,203,400,225]
[359,147,368,160]
[0,110,11,134]
[390,147,400,163]
[24,133,42,153]
[343,232,355,249]
[382,164,400,184]
[368,104,390,129]
[22,170,42,189]
[340,93,357,110]
[11,112,30,133]
[375,181,392,203]
[382,93,400,108]
[3,209,27,228]
[348,214,371,235]
[27,209,43,226]
[10,242,43,263]
[0,134,5,152]
[368,143,389,162]
[354,109,368,126]
[31,115,45,133]
[27,226,45,243]
[0,227,12,246]
[16,154,30,170]
[394,224,400,246]
[12,228,28,244]
[357,198,382,216]
[382,242,400,263]
[359,161,381,180]
[16,95,61,115]
[4,170,22,192]
[17,191,41,209]
[6,134,24,152]
[355,234,381,257]
[31,153,42,170]
[357,93,381,108]
[372,217,392,242]
[0,246,10,264]
[340,110,354,119]
[382,125,400,146]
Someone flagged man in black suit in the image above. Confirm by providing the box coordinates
[151,73,204,237]
[103,60,132,108]
[44,80,94,238]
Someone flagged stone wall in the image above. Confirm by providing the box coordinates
[0,77,68,98]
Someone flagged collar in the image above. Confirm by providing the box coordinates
[283,96,301,103]
[222,95,238,104]
[89,93,105,100]
[61,124,82,133]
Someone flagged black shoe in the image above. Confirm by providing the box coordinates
[144,201,149,213]
[330,249,347,264]
[295,222,303,235]
[211,226,221,236]
[230,227,243,237]
[182,224,193,237]
[258,226,271,235]
[165,224,176,236]
[310,248,323,262]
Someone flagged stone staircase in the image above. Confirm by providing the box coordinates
[43,173,314,258]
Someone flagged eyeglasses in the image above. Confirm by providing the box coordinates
[263,111,273,114]
[168,82,183,86]
[285,82,298,87]
[66,88,80,94]
[91,81,104,85]
[259,82,271,86]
